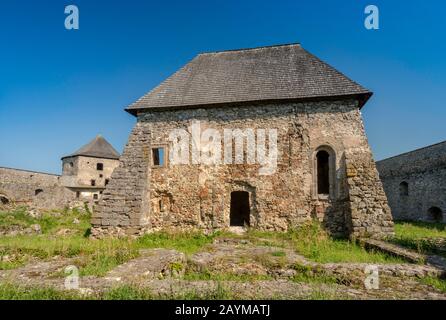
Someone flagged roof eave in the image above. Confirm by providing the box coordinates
[124,92,372,115]
[61,154,120,161]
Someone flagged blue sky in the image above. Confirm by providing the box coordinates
[0,0,445,174]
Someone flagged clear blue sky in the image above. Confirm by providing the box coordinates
[0,0,445,174]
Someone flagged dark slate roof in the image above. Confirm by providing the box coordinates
[62,135,120,160]
[126,43,372,115]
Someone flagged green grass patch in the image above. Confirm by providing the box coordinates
[271,251,286,257]
[247,221,403,264]
[418,277,446,293]
[0,208,217,275]
[0,206,91,236]
[394,221,446,239]
[0,283,85,300]
[0,283,234,300]
[136,231,218,254]
[183,269,273,282]
[391,221,446,256]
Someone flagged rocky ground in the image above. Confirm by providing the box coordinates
[1,236,445,300]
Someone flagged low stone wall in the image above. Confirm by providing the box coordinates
[0,167,75,209]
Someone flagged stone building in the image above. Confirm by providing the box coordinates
[60,135,120,203]
[0,135,120,209]
[92,43,394,239]
[376,141,446,223]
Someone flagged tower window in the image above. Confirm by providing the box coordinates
[97,163,104,171]
[91,180,96,186]
[105,179,109,186]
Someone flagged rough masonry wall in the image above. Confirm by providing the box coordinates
[92,99,394,238]
[376,141,446,222]
[344,149,394,238]
[91,124,151,236]
[0,167,75,209]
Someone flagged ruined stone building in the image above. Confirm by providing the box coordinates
[92,43,394,239]
[377,141,446,223]
[0,135,120,209]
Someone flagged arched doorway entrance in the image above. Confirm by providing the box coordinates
[427,207,443,223]
[230,191,250,227]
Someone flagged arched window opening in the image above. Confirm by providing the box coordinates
[399,182,409,196]
[316,150,330,195]
[428,207,443,223]
[0,195,9,205]
[35,189,43,196]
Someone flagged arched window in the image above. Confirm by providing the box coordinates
[35,189,43,196]
[399,182,409,196]
[0,194,9,205]
[427,207,443,223]
[316,150,330,195]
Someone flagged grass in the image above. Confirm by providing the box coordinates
[246,221,404,264]
[418,277,446,293]
[183,268,273,282]
[391,220,446,256]
[0,207,218,276]
[394,220,446,239]
[0,283,235,300]
[136,231,218,255]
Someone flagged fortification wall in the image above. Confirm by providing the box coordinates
[0,167,75,209]
[376,141,446,222]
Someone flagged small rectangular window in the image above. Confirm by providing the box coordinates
[105,179,109,186]
[91,180,96,186]
[93,194,98,200]
[152,147,165,167]
[97,163,104,171]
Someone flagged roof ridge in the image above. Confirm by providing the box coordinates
[198,43,301,55]
[61,135,120,160]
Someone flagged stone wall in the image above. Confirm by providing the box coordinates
[92,99,394,238]
[0,167,75,209]
[376,141,446,222]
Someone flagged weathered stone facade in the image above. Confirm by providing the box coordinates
[93,100,393,238]
[92,44,394,238]
[0,167,74,209]
[376,141,446,222]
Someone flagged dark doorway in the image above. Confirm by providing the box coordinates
[230,191,250,227]
[317,150,330,195]
[428,207,443,222]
